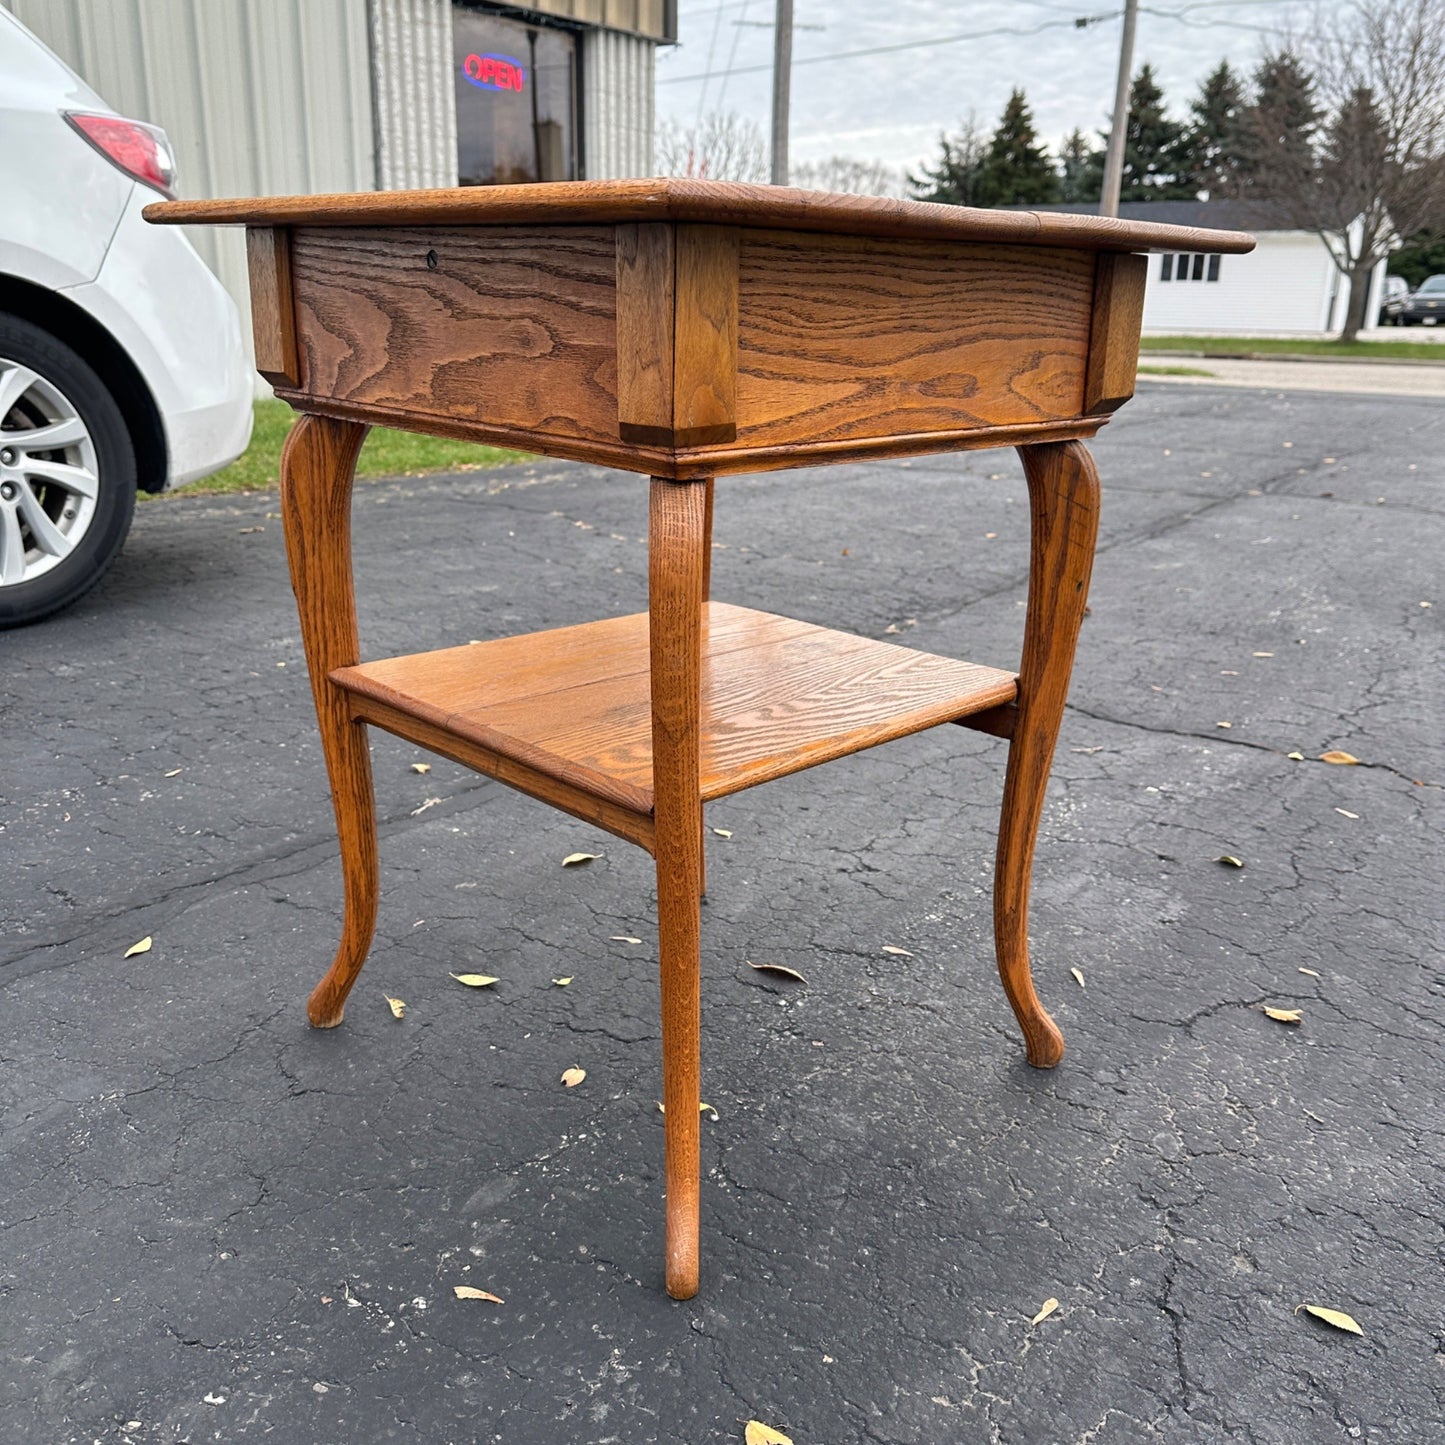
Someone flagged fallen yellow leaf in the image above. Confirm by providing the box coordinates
[562,852,601,866]
[1070,967,1085,988]
[881,945,913,957]
[1298,967,1321,977]
[610,935,643,944]
[552,976,573,986]
[745,1423,793,1445]
[163,768,183,778]
[747,961,808,983]
[450,973,499,988]
[1030,1297,1060,1326]
[1334,808,1359,819]
[561,1067,586,1088]
[384,994,406,1019]
[453,1285,504,1303]
[1319,750,1359,765]
[1252,651,1274,658]
[123,936,153,958]
[1263,1006,1302,1024]
[410,762,432,774]
[1217,855,1244,868]
[1216,721,1232,729]
[1287,751,1305,761]
[712,827,733,838]
[1295,1303,1363,1335]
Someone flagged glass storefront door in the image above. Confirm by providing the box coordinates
[453,5,578,185]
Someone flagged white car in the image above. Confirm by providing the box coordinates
[0,9,252,627]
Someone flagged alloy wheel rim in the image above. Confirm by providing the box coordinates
[0,358,100,588]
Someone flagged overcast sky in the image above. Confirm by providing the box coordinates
[656,0,1332,177]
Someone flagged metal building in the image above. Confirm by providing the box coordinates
[7,0,674,366]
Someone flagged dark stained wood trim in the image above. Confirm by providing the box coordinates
[148,179,1256,256]
[269,388,1112,477]
[1083,252,1149,414]
[246,226,300,387]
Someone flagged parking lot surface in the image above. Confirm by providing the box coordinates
[3,385,1441,1444]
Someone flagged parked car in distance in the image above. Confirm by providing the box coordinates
[1376,274,1409,326]
[0,9,252,627]
[1399,274,1445,327]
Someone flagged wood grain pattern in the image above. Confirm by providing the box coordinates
[330,603,1018,808]
[278,413,376,1029]
[146,178,1257,256]
[1083,252,1149,414]
[649,477,708,1300]
[349,694,656,851]
[289,225,618,445]
[246,227,299,386]
[995,439,1102,1068]
[615,222,675,446]
[735,233,1094,445]
[673,225,739,446]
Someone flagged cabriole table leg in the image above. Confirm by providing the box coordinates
[994,439,1102,1068]
[279,413,380,1029]
[649,475,708,1299]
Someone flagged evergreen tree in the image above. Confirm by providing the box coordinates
[1057,127,1103,203]
[1114,63,1194,200]
[908,117,988,206]
[1180,60,1248,198]
[1237,52,1320,193]
[975,89,1059,206]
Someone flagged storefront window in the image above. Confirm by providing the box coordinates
[453,6,578,185]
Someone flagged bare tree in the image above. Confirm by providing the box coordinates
[1247,0,1445,339]
[790,156,905,198]
[656,112,769,183]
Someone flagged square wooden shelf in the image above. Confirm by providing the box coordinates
[331,602,1017,841]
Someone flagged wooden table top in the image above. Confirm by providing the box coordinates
[145,178,1255,256]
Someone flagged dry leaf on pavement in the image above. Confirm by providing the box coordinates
[1319,750,1359,765]
[561,1067,586,1088]
[1263,1007,1303,1024]
[747,961,807,983]
[384,994,406,1019]
[610,935,643,944]
[124,936,153,958]
[410,762,431,774]
[712,827,733,838]
[1030,1298,1060,1325]
[453,1285,504,1303]
[450,973,499,988]
[1070,967,1085,988]
[562,851,601,866]
[744,1423,793,1445]
[1217,855,1244,868]
[553,977,573,986]
[1295,1303,1363,1335]
[881,945,913,957]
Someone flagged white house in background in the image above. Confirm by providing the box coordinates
[1036,200,1389,336]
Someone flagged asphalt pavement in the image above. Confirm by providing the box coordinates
[2,383,1441,1444]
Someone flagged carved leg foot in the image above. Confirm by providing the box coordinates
[995,440,1102,1068]
[280,413,379,1030]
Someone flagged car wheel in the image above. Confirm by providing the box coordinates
[0,314,136,628]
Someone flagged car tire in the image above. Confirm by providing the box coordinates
[0,314,136,628]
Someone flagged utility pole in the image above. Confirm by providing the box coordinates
[1098,0,1138,217]
[770,0,793,185]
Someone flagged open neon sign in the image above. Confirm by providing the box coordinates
[462,52,526,93]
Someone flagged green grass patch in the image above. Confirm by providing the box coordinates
[1140,334,1445,361]
[1137,363,1218,377]
[159,400,531,497]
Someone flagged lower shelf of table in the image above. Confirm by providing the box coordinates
[331,602,1018,847]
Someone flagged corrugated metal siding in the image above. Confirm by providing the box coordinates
[370,0,457,189]
[1142,233,1339,335]
[583,27,654,178]
[6,0,374,379]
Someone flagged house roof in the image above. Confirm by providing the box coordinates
[1027,199,1296,232]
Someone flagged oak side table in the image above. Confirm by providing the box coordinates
[148,182,1253,1299]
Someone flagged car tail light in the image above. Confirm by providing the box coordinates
[63,112,177,198]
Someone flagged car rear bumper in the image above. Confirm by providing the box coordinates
[61,184,252,486]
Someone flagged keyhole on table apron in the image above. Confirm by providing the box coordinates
[425,249,439,270]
